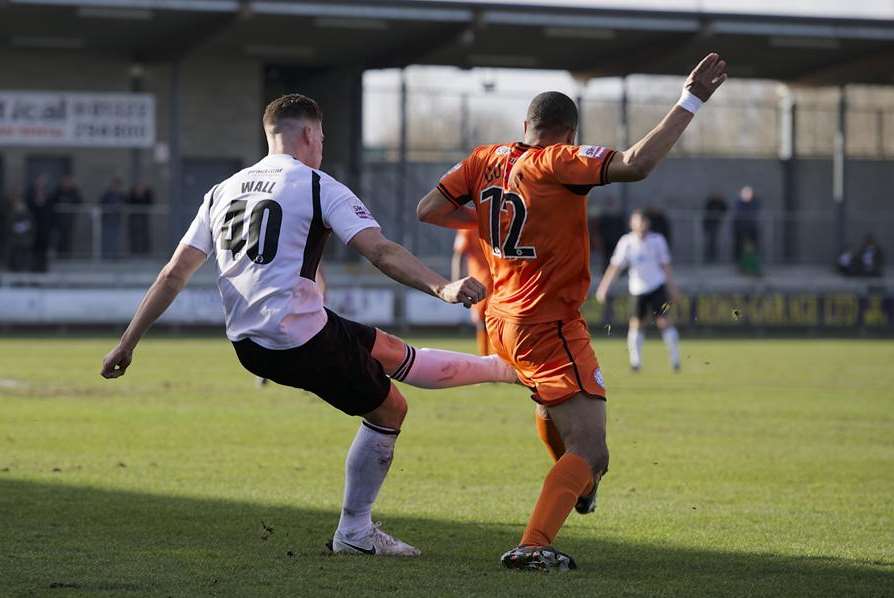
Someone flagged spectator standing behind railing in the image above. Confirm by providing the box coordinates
[5,189,35,272]
[702,193,727,263]
[128,181,154,256]
[733,185,760,263]
[859,235,884,277]
[50,174,83,258]
[839,235,884,277]
[25,174,53,272]
[100,177,126,259]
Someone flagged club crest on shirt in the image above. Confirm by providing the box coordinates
[353,205,373,220]
[578,145,607,159]
[594,367,606,388]
[495,146,511,156]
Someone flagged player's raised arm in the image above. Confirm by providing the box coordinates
[417,187,478,230]
[606,53,727,183]
[417,156,479,230]
[349,227,484,307]
[100,243,207,379]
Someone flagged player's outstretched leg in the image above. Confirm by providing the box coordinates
[503,394,608,571]
[627,318,644,371]
[657,316,681,371]
[372,329,517,388]
[330,385,420,557]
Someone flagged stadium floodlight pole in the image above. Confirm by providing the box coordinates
[397,68,410,330]
[833,85,848,255]
[778,84,798,263]
[618,76,630,214]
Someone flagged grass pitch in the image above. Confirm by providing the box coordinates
[1,336,892,597]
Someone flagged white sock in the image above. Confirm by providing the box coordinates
[627,328,644,368]
[336,420,399,539]
[391,346,516,388]
[661,326,681,368]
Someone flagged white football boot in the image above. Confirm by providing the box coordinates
[328,522,421,557]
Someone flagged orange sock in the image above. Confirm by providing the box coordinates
[534,412,565,462]
[520,453,593,547]
[475,326,490,355]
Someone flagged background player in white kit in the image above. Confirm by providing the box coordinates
[595,209,682,372]
[100,94,517,557]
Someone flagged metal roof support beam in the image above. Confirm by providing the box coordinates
[10,0,239,11]
[481,10,699,33]
[793,46,894,86]
[250,1,472,22]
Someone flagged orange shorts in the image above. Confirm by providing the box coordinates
[485,314,606,406]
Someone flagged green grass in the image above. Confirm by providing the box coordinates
[1,336,892,597]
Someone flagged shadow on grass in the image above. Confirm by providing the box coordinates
[1,478,890,598]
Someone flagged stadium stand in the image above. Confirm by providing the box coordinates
[0,0,892,333]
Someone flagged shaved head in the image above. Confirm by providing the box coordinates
[526,91,578,135]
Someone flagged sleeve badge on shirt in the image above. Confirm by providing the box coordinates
[495,145,512,156]
[353,205,373,220]
[578,145,607,159]
[594,367,606,388]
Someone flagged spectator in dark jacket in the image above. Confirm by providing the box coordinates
[25,174,53,272]
[127,181,154,256]
[50,174,83,258]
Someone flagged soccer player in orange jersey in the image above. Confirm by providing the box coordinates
[417,53,727,571]
[452,228,494,355]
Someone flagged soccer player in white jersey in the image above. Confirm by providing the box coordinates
[100,94,518,557]
[595,209,682,372]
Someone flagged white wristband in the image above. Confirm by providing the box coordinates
[677,89,703,114]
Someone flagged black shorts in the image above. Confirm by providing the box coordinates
[232,309,391,416]
[631,284,670,321]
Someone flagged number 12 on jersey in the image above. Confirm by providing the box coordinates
[480,186,536,260]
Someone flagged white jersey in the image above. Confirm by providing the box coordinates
[610,231,671,296]
[180,153,379,349]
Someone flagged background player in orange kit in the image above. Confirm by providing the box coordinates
[452,228,493,355]
[417,53,728,571]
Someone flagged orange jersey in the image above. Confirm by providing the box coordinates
[453,228,492,289]
[438,142,616,323]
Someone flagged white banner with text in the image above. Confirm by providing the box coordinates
[0,91,155,148]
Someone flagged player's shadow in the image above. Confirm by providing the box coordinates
[2,478,890,597]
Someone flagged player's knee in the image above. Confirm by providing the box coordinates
[365,386,407,429]
[382,388,408,423]
[372,329,409,374]
[567,435,609,475]
[629,318,641,330]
